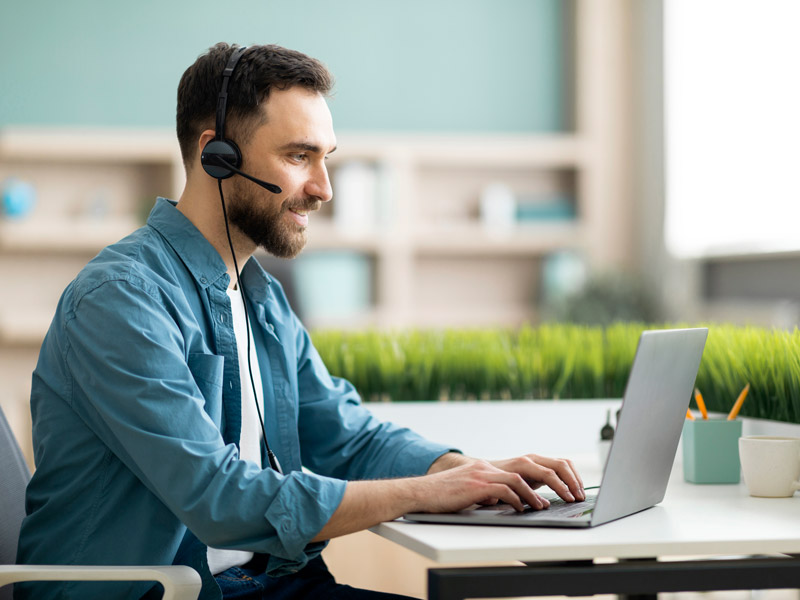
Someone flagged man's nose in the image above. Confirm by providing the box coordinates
[307,161,333,203]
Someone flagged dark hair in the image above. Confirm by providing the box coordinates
[176,42,334,168]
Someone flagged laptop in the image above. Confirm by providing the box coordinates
[404,327,709,528]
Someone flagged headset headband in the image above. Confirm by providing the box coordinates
[215,46,248,141]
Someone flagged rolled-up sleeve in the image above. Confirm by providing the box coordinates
[64,277,347,567]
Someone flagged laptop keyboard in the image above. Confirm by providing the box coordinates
[480,492,597,519]
[517,495,596,518]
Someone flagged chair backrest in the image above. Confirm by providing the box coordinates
[0,404,31,571]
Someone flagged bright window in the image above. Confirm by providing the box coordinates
[664,0,800,258]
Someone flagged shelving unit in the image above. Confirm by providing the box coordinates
[296,133,593,329]
[0,128,184,350]
[0,128,187,461]
[0,217,143,253]
[6,131,625,330]
[0,128,607,339]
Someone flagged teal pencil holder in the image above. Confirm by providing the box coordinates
[682,419,742,484]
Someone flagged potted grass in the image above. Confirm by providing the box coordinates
[312,323,800,426]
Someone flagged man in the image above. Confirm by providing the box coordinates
[16,43,584,600]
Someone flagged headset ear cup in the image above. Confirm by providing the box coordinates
[201,139,242,179]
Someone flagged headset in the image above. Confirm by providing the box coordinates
[200,46,282,194]
[201,45,282,474]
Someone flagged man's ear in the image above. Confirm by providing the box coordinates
[188,129,218,176]
[197,129,216,157]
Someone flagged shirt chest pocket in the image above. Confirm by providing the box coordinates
[187,353,224,425]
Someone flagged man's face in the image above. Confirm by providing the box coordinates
[226,86,336,258]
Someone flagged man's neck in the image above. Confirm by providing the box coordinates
[177,183,256,289]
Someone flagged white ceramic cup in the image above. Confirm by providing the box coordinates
[738,436,800,497]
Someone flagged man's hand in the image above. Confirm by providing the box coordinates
[416,459,552,512]
[488,454,585,504]
[311,452,586,542]
[428,452,585,507]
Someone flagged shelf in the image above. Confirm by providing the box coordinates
[0,217,143,253]
[412,222,582,256]
[1,130,583,169]
[302,221,581,257]
[0,311,51,346]
[0,128,605,332]
[302,221,387,253]
[331,133,586,169]
[0,127,180,163]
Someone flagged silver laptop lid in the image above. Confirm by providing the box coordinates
[591,327,708,526]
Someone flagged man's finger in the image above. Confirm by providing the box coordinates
[531,457,584,501]
[497,471,549,510]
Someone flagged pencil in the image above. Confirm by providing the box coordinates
[727,383,750,420]
[694,388,708,420]
[685,408,695,421]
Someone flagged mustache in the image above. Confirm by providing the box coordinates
[285,198,322,213]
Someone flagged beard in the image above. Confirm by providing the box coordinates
[226,178,320,259]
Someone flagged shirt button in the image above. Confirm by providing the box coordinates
[200,276,208,284]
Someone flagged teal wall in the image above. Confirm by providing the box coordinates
[0,0,567,132]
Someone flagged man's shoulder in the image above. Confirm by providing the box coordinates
[68,225,179,306]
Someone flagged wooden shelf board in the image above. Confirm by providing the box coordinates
[297,222,582,257]
[412,223,583,256]
[0,127,180,163]
[0,218,142,253]
[0,312,50,346]
[1,129,583,168]
[331,133,586,168]
[303,222,388,253]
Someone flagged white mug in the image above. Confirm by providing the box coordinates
[738,436,800,498]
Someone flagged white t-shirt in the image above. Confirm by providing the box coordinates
[207,285,265,575]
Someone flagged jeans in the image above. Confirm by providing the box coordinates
[214,556,418,600]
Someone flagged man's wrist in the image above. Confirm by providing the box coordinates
[427,451,473,474]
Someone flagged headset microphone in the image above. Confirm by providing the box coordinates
[200,150,282,194]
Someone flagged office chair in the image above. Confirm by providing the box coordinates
[0,404,201,600]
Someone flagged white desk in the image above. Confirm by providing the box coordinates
[372,467,800,599]
[363,401,800,599]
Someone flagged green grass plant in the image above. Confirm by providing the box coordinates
[311,323,800,424]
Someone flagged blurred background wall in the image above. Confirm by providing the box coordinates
[1,0,799,434]
[0,0,567,131]
[0,0,589,328]
[2,0,799,435]
[3,0,800,447]
[0,0,583,448]
[3,1,800,595]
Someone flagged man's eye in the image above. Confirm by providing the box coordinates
[291,153,307,162]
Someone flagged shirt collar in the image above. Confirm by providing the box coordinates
[147,197,274,297]
[147,197,229,289]
[241,258,272,304]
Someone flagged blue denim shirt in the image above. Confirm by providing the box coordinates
[16,198,453,600]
